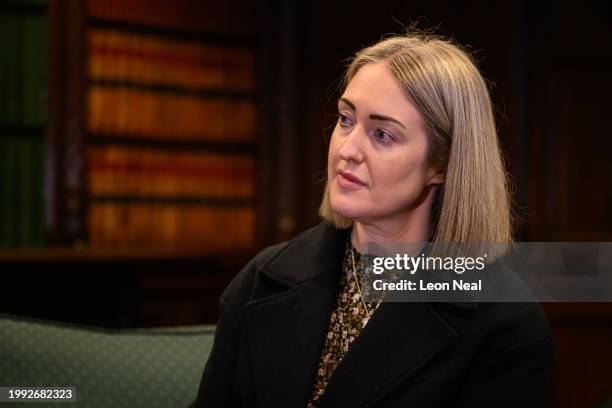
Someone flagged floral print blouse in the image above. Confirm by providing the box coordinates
[307,237,382,407]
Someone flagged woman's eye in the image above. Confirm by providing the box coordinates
[374,129,394,144]
[338,113,352,127]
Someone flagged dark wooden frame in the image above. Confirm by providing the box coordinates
[47,0,87,246]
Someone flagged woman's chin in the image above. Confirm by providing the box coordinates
[329,202,364,220]
[329,189,372,220]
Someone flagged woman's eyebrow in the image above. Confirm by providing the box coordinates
[339,97,356,110]
[339,97,406,130]
[370,114,406,130]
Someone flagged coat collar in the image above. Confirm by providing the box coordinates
[259,221,350,286]
[243,222,476,407]
[259,222,479,310]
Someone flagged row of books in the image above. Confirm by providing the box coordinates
[87,0,253,37]
[88,29,255,92]
[0,14,48,126]
[88,86,255,141]
[88,203,254,249]
[84,0,258,250]
[88,146,254,198]
[0,136,45,247]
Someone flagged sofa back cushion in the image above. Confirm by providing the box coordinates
[0,315,214,407]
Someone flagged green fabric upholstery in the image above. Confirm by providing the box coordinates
[0,315,214,407]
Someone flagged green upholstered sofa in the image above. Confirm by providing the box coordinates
[0,314,214,407]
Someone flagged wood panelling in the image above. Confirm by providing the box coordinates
[544,303,612,408]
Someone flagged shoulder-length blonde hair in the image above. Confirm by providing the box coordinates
[319,31,513,250]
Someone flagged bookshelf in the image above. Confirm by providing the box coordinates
[0,0,48,248]
[0,0,264,326]
[44,0,260,252]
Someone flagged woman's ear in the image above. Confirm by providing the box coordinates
[427,169,445,186]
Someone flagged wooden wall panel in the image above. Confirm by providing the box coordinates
[527,1,612,241]
[544,303,612,408]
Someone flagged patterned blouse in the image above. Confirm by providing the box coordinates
[307,237,382,407]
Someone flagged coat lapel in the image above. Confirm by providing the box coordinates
[317,301,457,408]
[245,275,341,406]
[242,223,349,407]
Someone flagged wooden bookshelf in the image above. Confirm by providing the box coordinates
[87,15,254,47]
[0,0,268,326]
[44,0,260,252]
[0,245,255,327]
[0,246,252,264]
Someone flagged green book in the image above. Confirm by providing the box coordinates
[22,16,35,126]
[0,16,7,124]
[6,17,23,124]
[0,139,8,246]
[22,16,47,126]
[15,16,25,126]
[19,137,33,246]
[31,137,45,246]
[12,137,23,247]
[37,17,49,125]
[5,137,18,246]
[11,137,22,247]
[1,17,16,124]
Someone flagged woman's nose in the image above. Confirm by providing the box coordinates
[338,131,365,163]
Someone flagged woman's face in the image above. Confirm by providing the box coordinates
[328,61,443,225]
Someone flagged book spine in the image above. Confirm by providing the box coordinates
[18,137,33,246]
[36,16,48,125]
[6,137,18,246]
[23,16,35,126]
[0,138,8,246]
[0,16,7,125]
[6,17,21,124]
[31,136,45,245]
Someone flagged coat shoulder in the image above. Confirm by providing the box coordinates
[433,297,553,361]
[219,241,289,313]
[481,261,553,343]
[432,261,553,356]
[219,222,340,315]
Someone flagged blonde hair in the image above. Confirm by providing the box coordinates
[319,31,513,253]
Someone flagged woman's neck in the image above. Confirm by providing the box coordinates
[350,189,435,254]
[351,218,431,253]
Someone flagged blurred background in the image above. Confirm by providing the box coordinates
[0,0,610,406]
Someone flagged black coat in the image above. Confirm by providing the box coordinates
[192,222,554,408]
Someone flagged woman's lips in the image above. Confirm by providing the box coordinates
[337,170,366,189]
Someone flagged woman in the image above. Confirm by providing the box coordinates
[191,31,553,408]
